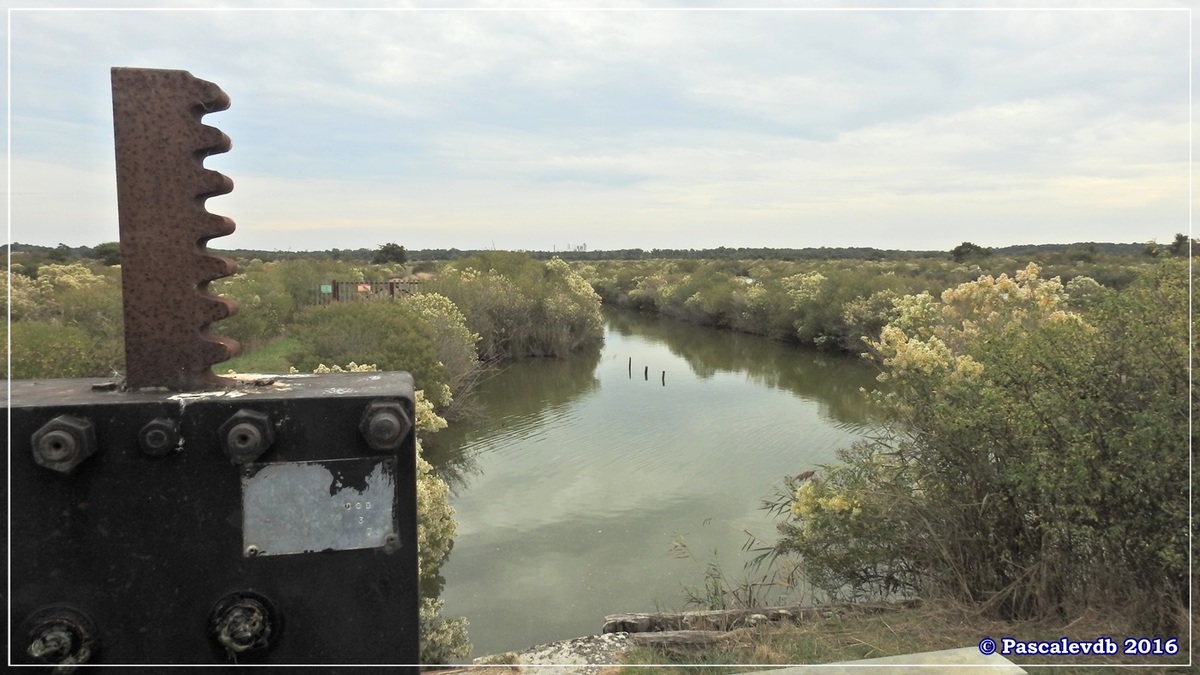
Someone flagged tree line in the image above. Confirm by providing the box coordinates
[6,238,1177,270]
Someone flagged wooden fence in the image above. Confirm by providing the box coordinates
[317,280,422,304]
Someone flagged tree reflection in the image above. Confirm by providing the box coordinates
[605,308,878,425]
[422,345,603,491]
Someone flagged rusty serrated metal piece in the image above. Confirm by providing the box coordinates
[112,67,240,390]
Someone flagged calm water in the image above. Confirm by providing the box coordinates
[424,309,879,659]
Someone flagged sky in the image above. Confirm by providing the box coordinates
[4,1,1195,252]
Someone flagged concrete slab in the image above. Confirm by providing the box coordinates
[743,646,1026,673]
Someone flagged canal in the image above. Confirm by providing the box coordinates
[423,308,880,659]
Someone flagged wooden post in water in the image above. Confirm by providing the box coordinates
[628,356,632,378]
[644,365,649,381]
[662,370,666,386]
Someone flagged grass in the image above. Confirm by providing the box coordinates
[221,336,300,374]
[610,601,1195,674]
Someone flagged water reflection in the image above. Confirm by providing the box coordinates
[605,308,879,426]
[424,346,602,492]
[430,309,879,659]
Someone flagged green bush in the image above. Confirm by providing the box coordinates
[288,299,453,408]
[401,293,482,402]
[6,262,125,378]
[772,261,1191,632]
[429,253,603,361]
[411,390,470,662]
[766,434,921,602]
[209,263,294,349]
[9,321,111,379]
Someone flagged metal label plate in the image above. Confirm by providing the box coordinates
[242,458,396,556]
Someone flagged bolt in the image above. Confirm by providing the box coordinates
[138,418,180,457]
[218,409,274,464]
[370,411,402,441]
[27,627,74,662]
[38,431,77,462]
[228,423,262,453]
[210,594,274,656]
[22,605,98,667]
[31,415,97,474]
[359,401,412,451]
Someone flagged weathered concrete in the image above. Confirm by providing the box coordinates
[744,646,1026,674]
[467,632,635,675]
[604,602,917,634]
[461,602,1018,674]
[460,640,1024,675]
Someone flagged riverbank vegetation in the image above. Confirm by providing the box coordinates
[5,261,125,378]
[425,251,604,362]
[6,241,1190,666]
[3,251,603,402]
[621,255,1192,671]
[4,248,602,665]
[774,260,1191,630]
[576,245,1160,353]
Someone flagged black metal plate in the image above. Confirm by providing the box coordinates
[5,372,419,667]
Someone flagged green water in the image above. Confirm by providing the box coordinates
[423,309,880,659]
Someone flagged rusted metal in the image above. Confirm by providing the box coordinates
[111,67,240,390]
[11,70,421,668]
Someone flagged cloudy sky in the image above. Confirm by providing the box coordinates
[5,1,1193,252]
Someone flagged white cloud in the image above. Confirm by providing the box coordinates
[9,158,119,245]
[7,5,1192,250]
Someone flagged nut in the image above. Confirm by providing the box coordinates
[22,605,98,667]
[31,415,97,473]
[138,418,180,457]
[209,593,275,656]
[359,401,412,451]
[218,409,274,464]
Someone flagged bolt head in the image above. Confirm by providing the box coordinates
[218,409,274,464]
[370,411,401,440]
[138,418,180,457]
[31,415,97,474]
[208,592,277,657]
[21,605,98,667]
[228,423,263,453]
[359,401,411,451]
[38,431,77,462]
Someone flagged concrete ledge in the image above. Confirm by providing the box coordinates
[461,640,1026,675]
[744,646,1026,673]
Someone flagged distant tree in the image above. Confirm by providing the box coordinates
[373,243,408,265]
[92,242,121,266]
[45,243,73,263]
[950,241,992,263]
[1167,233,1194,257]
[1064,244,1097,263]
